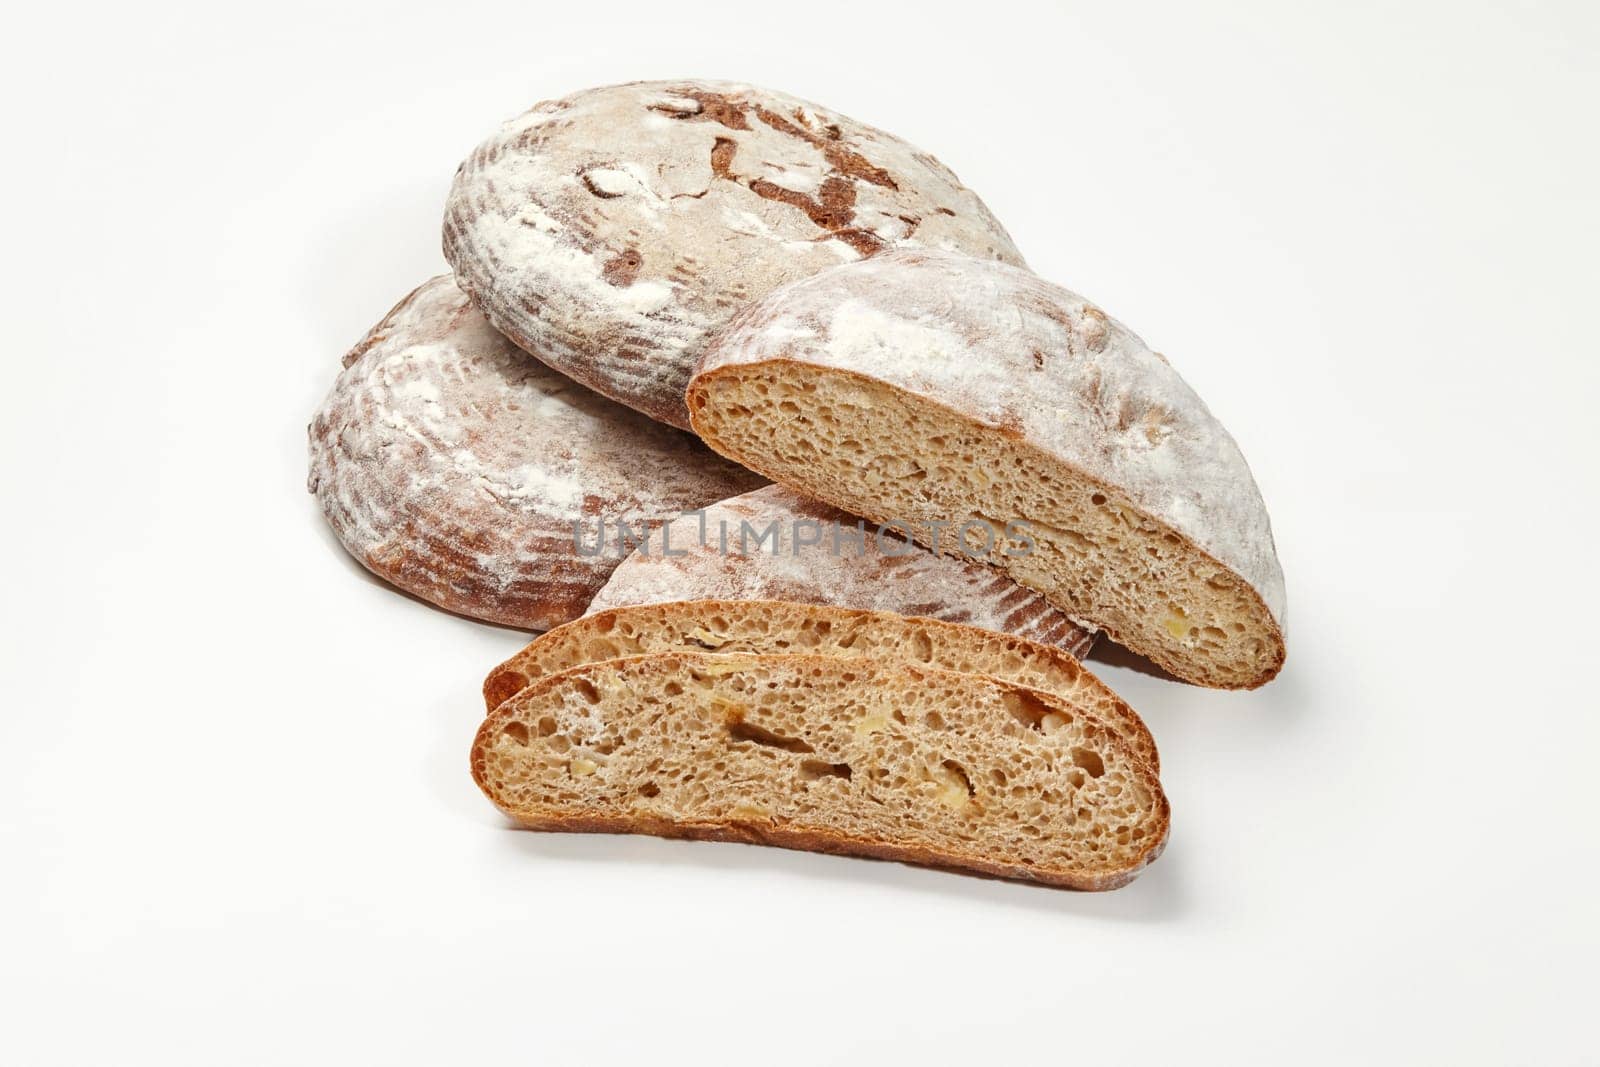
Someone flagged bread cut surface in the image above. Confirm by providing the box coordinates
[443,80,1023,429]
[306,276,763,629]
[687,249,1286,688]
[483,599,1155,770]
[588,484,1094,657]
[471,653,1168,890]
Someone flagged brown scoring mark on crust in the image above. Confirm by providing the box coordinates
[750,104,898,191]
[603,248,644,287]
[580,165,625,199]
[651,88,749,129]
[709,136,738,179]
[656,87,901,257]
[748,174,855,230]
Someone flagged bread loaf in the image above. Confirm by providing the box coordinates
[587,484,1094,656]
[471,652,1168,889]
[482,599,1154,768]
[686,249,1286,688]
[442,80,1023,429]
[307,276,763,629]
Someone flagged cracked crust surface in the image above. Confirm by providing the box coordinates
[443,80,1024,429]
[587,485,1095,656]
[471,652,1168,890]
[482,599,1154,769]
[688,249,1287,688]
[306,276,764,629]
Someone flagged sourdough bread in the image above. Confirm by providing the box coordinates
[307,276,763,629]
[472,652,1168,890]
[483,599,1155,768]
[687,249,1286,688]
[443,80,1023,429]
[587,484,1094,656]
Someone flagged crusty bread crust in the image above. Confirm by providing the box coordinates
[442,80,1024,429]
[472,652,1169,891]
[481,598,1156,770]
[306,276,762,629]
[686,250,1287,688]
[496,809,1163,891]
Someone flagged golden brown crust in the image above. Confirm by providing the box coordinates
[498,809,1166,892]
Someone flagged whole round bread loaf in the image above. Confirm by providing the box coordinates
[442,80,1024,429]
[307,276,764,630]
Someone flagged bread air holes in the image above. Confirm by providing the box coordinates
[500,721,530,746]
[1002,689,1065,733]
[800,759,852,782]
[573,678,602,705]
[932,760,974,809]
[1069,747,1105,778]
[726,719,814,754]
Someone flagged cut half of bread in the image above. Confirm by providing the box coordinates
[687,249,1286,688]
[471,652,1168,890]
[483,599,1156,770]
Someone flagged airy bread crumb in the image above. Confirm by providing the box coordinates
[471,652,1168,890]
[484,599,1156,770]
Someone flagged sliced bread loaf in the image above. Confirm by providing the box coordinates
[471,652,1168,890]
[587,484,1095,657]
[483,599,1156,770]
[686,249,1286,688]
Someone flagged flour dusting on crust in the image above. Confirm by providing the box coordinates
[307,276,765,629]
[587,485,1096,656]
[443,80,1024,429]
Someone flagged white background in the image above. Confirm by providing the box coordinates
[4,1,1596,1063]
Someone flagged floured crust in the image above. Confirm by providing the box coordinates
[481,598,1155,769]
[471,652,1169,890]
[443,80,1024,429]
[587,485,1094,655]
[306,276,764,629]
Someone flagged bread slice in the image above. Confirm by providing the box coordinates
[686,249,1286,689]
[588,484,1095,657]
[483,599,1157,770]
[471,652,1168,890]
